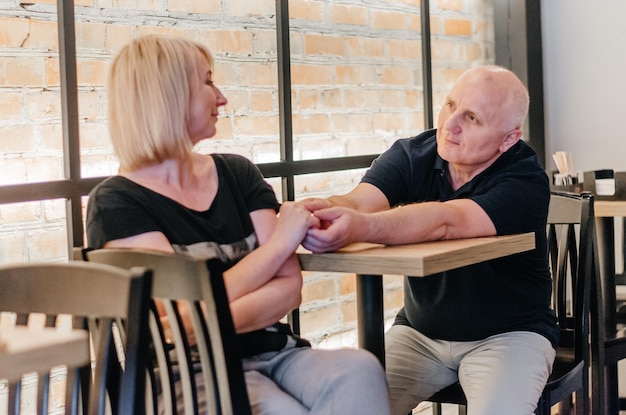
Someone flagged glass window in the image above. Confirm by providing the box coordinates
[0,16,64,185]
[0,200,68,263]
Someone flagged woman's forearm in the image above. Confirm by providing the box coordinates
[229,271,302,333]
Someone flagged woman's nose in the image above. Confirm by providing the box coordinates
[214,86,228,106]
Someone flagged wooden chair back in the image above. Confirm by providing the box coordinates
[0,260,153,415]
[80,248,251,415]
[537,190,594,414]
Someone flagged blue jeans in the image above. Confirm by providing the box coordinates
[243,338,391,415]
[385,325,555,415]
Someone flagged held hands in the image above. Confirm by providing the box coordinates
[273,197,369,253]
[300,198,365,253]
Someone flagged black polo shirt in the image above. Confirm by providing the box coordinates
[362,129,559,348]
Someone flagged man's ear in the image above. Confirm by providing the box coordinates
[499,129,522,152]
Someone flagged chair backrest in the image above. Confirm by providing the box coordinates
[547,191,595,375]
[80,248,251,415]
[0,260,153,415]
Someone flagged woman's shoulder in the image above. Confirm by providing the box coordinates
[211,153,264,181]
[90,175,146,196]
[212,153,257,169]
[88,176,158,208]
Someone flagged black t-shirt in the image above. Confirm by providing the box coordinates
[362,129,559,348]
[87,154,278,253]
[86,153,309,356]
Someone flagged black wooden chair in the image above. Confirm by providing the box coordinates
[591,213,626,413]
[583,170,626,413]
[80,248,252,415]
[426,191,594,415]
[0,260,153,415]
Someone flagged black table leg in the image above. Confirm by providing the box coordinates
[597,216,619,414]
[356,273,385,366]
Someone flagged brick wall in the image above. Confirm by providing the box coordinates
[0,0,494,345]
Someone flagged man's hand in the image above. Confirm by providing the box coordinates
[302,206,366,252]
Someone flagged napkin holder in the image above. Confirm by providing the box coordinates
[582,170,626,200]
[549,171,583,193]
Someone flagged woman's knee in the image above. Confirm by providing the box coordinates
[334,348,385,375]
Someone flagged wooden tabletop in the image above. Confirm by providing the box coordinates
[0,327,90,383]
[594,200,626,217]
[298,232,536,276]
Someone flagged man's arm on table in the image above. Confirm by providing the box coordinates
[301,183,496,252]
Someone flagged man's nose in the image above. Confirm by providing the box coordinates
[443,111,461,134]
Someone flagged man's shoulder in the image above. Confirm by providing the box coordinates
[508,139,541,164]
[402,128,437,145]
[391,129,438,156]
[491,140,545,176]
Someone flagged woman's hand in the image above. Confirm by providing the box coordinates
[271,201,320,251]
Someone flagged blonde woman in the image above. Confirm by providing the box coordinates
[86,34,390,415]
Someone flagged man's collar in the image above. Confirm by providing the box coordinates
[434,153,447,177]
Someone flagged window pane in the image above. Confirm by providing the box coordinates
[291,0,425,161]
[429,2,495,124]
[72,2,282,169]
[295,168,368,200]
[0,199,68,263]
[193,7,282,163]
[0,14,64,185]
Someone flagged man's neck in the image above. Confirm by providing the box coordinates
[446,163,489,191]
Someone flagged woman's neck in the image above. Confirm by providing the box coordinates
[123,158,190,188]
[121,154,218,211]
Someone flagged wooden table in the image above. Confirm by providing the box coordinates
[298,232,536,365]
[592,200,626,415]
[0,326,90,383]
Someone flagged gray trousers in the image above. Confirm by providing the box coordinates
[385,325,556,415]
[243,338,391,415]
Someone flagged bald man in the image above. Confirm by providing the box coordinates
[301,66,558,415]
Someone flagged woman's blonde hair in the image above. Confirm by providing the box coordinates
[107,34,214,171]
